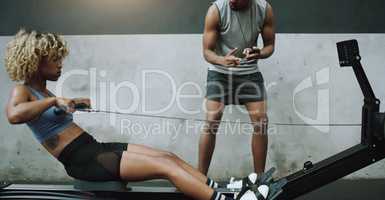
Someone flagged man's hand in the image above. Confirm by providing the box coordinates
[219,48,241,67]
[243,46,261,60]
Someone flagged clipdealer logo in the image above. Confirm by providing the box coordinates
[292,67,330,133]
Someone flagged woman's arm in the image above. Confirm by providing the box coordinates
[6,85,77,124]
[6,85,56,124]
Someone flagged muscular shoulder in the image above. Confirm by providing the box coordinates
[255,0,269,7]
[10,84,33,102]
[213,0,227,9]
[264,2,274,23]
[207,3,220,18]
[205,4,221,29]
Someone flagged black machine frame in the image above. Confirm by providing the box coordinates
[275,39,385,199]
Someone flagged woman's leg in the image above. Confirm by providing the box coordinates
[119,151,215,200]
[125,144,208,183]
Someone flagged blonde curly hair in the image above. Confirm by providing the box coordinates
[4,29,69,81]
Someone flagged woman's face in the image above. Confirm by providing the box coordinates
[38,56,63,81]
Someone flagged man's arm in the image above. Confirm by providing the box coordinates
[245,3,275,60]
[203,5,240,67]
[259,3,275,59]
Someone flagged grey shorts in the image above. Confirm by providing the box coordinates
[205,70,266,105]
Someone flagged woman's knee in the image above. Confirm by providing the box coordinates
[156,157,182,178]
[159,151,181,163]
[163,151,178,159]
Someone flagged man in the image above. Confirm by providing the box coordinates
[199,0,275,176]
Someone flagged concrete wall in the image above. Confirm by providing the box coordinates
[1,0,385,34]
[1,34,385,182]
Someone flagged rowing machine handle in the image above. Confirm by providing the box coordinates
[54,103,90,115]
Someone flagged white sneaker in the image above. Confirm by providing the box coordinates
[238,185,269,200]
[238,190,257,200]
[227,178,243,189]
[227,173,258,189]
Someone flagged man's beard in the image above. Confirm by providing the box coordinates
[230,0,249,11]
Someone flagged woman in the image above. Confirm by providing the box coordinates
[4,29,265,200]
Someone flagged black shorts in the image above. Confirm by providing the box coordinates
[206,70,266,105]
[58,132,128,181]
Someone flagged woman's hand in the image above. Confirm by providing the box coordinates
[72,98,91,109]
[55,97,76,113]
